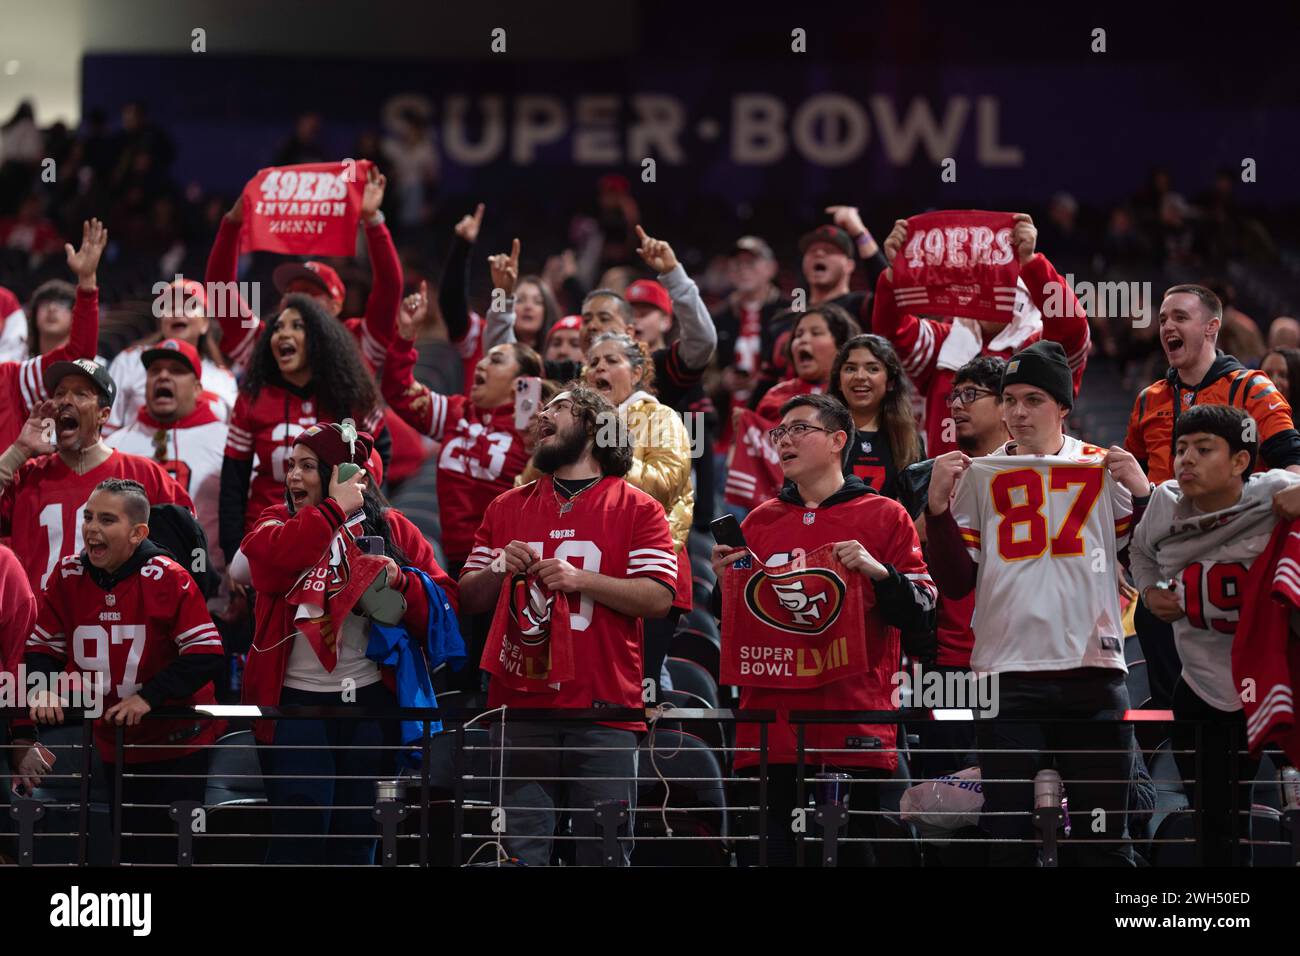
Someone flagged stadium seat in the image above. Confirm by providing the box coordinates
[680,607,719,642]
[1248,807,1293,867]
[670,626,720,680]
[664,657,719,708]
[1124,637,1144,666]
[633,728,729,866]
[657,689,728,760]
[205,729,265,803]
[1251,752,1281,811]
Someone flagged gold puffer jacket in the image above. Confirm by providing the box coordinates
[618,390,694,552]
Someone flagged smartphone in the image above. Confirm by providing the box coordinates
[710,514,748,550]
[356,535,385,557]
[515,376,542,430]
[337,462,361,482]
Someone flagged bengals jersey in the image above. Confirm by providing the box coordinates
[224,383,384,534]
[382,334,530,563]
[1,449,193,594]
[733,480,936,770]
[28,546,223,763]
[947,435,1132,674]
[1125,353,1300,485]
[462,476,677,729]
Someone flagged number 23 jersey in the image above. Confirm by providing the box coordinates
[462,476,677,724]
[951,435,1132,673]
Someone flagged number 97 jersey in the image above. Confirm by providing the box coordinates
[27,550,224,763]
[951,435,1132,674]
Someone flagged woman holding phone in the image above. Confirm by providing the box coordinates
[240,423,457,865]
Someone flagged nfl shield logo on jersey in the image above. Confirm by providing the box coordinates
[803,511,816,525]
[861,440,872,453]
[105,594,115,606]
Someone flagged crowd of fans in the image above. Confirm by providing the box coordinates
[0,96,1297,867]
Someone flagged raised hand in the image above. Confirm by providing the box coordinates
[927,450,972,516]
[454,203,486,244]
[488,238,521,297]
[65,218,108,290]
[1011,213,1037,265]
[398,279,429,340]
[825,205,867,238]
[328,464,368,514]
[881,218,909,281]
[16,399,57,458]
[634,225,679,274]
[361,165,388,221]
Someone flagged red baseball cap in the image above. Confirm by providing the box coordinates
[273,260,346,303]
[546,314,583,342]
[625,279,672,315]
[141,338,203,381]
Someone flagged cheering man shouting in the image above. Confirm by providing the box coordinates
[459,386,677,866]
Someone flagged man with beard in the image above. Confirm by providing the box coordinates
[105,338,229,617]
[1125,284,1300,706]
[459,386,676,866]
[0,359,192,594]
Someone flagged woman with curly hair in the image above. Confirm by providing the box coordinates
[219,293,385,569]
[753,303,862,422]
[829,333,922,500]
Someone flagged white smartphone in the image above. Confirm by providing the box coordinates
[515,376,542,430]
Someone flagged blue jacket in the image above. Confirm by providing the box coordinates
[366,569,466,766]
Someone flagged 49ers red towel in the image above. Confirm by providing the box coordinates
[483,573,575,692]
[721,543,870,690]
[892,210,1021,324]
[241,160,372,256]
[285,525,387,672]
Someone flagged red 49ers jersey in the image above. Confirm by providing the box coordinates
[0,449,193,594]
[225,385,383,534]
[430,394,530,563]
[462,476,677,728]
[28,550,223,763]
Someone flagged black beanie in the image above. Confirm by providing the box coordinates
[1001,340,1074,408]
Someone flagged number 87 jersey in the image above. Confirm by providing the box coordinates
[951,435,1133,674]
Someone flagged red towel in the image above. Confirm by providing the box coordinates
[1233,520,1300,765]
[241,160,372,256]
[721,543,871,690]
[483,573,575,692]
[892,210,1022,324]
[285,524,387,672]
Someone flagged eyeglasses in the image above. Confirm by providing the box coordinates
[946,387,996,407]
[768,422,835,443]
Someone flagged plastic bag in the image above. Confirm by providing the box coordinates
[899,766,984,837]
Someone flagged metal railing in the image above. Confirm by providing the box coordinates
[2,705,1296,867]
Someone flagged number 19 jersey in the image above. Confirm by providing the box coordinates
[951,435,1132,674]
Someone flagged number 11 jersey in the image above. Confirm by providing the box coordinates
[951,435,1132,673]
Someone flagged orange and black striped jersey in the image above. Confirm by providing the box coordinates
[1124,353,1300,485]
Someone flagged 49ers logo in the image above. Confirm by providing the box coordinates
[508,574,555,646]
[744,568,846,636]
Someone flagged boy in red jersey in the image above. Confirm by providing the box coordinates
[460,386,676,865]
[17,479,223,863]
[0,360,193,594]
[712,393,936,866]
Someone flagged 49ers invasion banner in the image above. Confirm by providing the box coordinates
[240,160,372,256]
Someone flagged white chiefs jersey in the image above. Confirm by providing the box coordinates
[105,344,237,434]
[104,410,230,610]
[951,434,1133,673]
[1130,470,1300,712]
